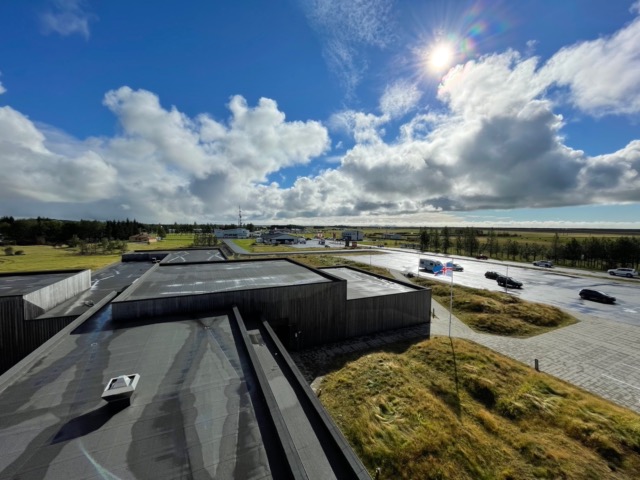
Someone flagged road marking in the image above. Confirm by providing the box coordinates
[623,308,638,313]
[601,373,640,391]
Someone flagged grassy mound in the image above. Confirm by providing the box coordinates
[320,337,640,479]
[413,277,577,336]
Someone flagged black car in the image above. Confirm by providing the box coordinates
[497,275,523,289]
[485,271,500,279]
[579,289,616,304]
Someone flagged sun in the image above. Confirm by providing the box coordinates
[429,42,454,72]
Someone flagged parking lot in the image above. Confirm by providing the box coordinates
[345,249,640,327]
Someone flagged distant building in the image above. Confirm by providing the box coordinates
[341,230,365,241]
[383,233,402,240]
[214,228,250,239]
[261,233,299,245]
[129,233,157,243]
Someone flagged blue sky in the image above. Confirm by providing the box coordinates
[1,0,640,228]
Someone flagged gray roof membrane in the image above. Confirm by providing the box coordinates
[121,260,333,301]
[0,272,79,297]
[323,267,416,300]
[39,263,154,319]
[0,307,280,479]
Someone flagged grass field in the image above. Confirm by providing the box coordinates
[231,239,301,253]
[0,234,194,273]
[319,337,640,479]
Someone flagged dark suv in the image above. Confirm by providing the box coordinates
[497,276,523,289]
[485,271,500,279]
[579,289,616,304]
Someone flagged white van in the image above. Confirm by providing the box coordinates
[419,258,443,273]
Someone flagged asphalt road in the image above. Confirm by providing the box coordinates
[343,249,640,327]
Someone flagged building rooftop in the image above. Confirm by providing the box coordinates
[322,267,417,300]
[0,308,281,479]
[0,271,83,297]
[118,259,333,302]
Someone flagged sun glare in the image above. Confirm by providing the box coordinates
[429,43,454,71]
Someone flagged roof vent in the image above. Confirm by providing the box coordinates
[102,373,140,403]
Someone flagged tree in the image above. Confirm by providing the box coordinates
[432,229,441,252]
[563,238,582,266]
[419,228,430,252]
[441,227,451,254]
[463,228,479,257]
[551,232,562,262]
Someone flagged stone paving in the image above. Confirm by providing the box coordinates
[293,277,640,414]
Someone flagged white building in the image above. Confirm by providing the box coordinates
[341,230,365,241]
[214,228,250,239]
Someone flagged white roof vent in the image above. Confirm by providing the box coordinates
[102,374,140,403]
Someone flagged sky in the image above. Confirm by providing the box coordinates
[1,0,640,228]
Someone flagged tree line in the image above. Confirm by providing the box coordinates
[0,217,257,246]
[418,227,639,270]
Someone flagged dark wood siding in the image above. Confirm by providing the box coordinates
[345,289,431,338]
[0,297,25,374]
[113,281,348,349]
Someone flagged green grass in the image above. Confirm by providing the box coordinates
[0,234,194,273]
[0,245,121,273]
[411,277,577,337]
[319,337,640,479]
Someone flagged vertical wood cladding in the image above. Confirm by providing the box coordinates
[0,297,24,374]
[345,289,431,338]
[113,281,348,348]
[0,270,91,375]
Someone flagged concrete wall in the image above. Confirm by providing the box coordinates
[22,270,91,315]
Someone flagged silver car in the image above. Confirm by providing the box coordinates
[607,268,638,278]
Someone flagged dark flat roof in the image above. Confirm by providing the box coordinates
[0,309,275,479]
[0,271,81,297]
[323,267,417,300]
[118,260,333,301]
[39,263,154,319]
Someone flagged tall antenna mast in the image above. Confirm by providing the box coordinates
[238,206,242,227]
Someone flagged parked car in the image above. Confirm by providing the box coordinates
[452,263,464,272]
[533,260,553,267]
[476,255,488,260]
[607,268,638,278]
[579,289,616,304]
[497,276,523,289]
[485,271,500,279]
